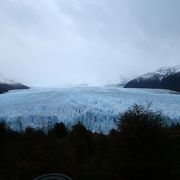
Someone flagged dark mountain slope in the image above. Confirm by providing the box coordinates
[0,74,29,94]
[124,66,180,92]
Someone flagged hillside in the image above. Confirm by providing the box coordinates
[124,66,180,92]
[0,73,29,93]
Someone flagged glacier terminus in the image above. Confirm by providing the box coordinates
[0,86,180,133]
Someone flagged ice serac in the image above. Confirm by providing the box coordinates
[0,73,29,93]
[124,65,180,92]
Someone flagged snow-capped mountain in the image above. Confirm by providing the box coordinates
[124,65,180,92]
[0,74,29,93]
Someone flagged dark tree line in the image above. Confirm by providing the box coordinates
[0,104,180,180]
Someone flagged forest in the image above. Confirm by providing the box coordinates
[0,104,180,180]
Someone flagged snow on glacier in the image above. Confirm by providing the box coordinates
[0,86,180,133]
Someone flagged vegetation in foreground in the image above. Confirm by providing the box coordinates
[0,104,180,180]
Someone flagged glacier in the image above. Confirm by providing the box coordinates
[0,86,180,133]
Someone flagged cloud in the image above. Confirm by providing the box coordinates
[0,0,180,86]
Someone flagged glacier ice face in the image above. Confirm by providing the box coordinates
[0,86,180,133]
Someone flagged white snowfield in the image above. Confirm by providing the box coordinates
[0,86,180,133]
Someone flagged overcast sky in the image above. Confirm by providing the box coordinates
[0,0,180,86]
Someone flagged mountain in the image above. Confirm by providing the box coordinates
[124,66,180,92]
[0,73,29,93]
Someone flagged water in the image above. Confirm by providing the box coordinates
[0,86,180,133]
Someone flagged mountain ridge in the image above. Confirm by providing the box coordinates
[124,65,180,92]
[0,74,29,93]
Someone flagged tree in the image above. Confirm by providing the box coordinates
[0,121,9,141]
[49,122,68,138]
[117,104,166,133]
[70,122,93,161]
[116,104,169,180]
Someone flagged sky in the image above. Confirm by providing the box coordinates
[0,0,180,86]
